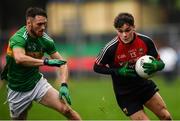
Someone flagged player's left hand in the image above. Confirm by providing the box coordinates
[117,63,136,77]
[143,59,165,75]
[59,83,71,105]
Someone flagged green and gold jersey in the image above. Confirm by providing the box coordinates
[6,26,57,92]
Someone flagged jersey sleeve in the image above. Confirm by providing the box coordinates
[45,41,57,55]
[94,46,115,75]
[95,37,118,65]
[10,35,26,49]
[141,36,159,59]
[94,40,118,75]
[42,33,57,55]
[95,45,114,65]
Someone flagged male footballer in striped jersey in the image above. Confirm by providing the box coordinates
[93,13,172,120]
[1,7,81,120]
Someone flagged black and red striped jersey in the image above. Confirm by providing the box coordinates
[94,33,160,95]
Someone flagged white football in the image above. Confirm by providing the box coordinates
[135,55,155,78]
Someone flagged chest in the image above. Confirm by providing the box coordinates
[114,39,147,67]
[25,39,44,58]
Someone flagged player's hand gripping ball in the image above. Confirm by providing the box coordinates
[135,55,155,78]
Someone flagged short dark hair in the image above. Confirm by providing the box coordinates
[26,7,47,19]
[114,13,134,29]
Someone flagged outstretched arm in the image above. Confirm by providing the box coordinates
[94,62,136,77]
[13,47,44,66]
[93,63,116,75]
[50,52,71,105]
[50,52,68,84]
[13,48,66,67]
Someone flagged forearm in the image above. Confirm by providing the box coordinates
[13,48,44,66]
[50,52,69,84]
[93,63,116,75]
[58,64,69,84]
[15,54,44,66]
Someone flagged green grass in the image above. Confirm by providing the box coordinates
[0,76,180,120]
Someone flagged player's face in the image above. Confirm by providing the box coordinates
[116,24,135,44]
[28,15,47,37]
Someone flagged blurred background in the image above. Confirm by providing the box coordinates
[1,0,180,120]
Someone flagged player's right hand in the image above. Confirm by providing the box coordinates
[44,58,66,67]
[117,63,136,77]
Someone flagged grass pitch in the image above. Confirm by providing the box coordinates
[0,75,180,120]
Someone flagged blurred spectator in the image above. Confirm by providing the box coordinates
[159,46,178,83]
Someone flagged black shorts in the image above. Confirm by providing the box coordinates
[115,80,159,116]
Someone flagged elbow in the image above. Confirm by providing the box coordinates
[14,56,24,64]
[93,63,99,73]
[93,65,96,72]
[15,58,22,64]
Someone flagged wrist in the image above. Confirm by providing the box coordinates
[156,60,165,71]
[61,83,68,87]
[44,58,49,65]
[114,68,120,75]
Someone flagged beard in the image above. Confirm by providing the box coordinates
[30,29,40,37]
[30,28,42,37]
[30,25,44,37]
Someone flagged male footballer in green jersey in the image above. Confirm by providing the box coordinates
[1,7,81,120]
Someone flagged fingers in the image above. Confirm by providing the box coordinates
[61,94,71,105]
[144,68,155,75]
[124,62,128,68]
[66,96,71,105]
[143,62,153,67]
[53,60,67,67]
[144,69,151,75]
[143,63,154,71]
[126,69,136,77]
[47,59,67,67]
[58,60,67,65]
[127,69,135,73]
[59,86,71,105]
[149,57,155,61]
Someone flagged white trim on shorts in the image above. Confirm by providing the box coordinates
[7,76,52,118]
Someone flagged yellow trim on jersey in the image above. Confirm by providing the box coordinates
[7,43,13,56]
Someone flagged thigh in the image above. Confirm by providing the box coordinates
[144,92,169,118]
[8,88,32,119]
[129,110,150,120]
[39,87,72,112]
[12,103,32,120]
[116,94,144,117]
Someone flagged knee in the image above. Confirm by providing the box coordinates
[61,106,81,120]
[161,114,172,120]
[61,106,72,118]
[159,110,172,120]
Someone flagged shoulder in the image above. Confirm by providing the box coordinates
[103,36,119,52]
[136,33,153,43]
[136,33,156,47]
[97,36,118,58]
[10,26,28,41]
[41,32,54,43]
[40,33,57,53]
[9,26,28,47]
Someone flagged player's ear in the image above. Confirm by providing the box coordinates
[26,18,31,25]
[26,17,33,26]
